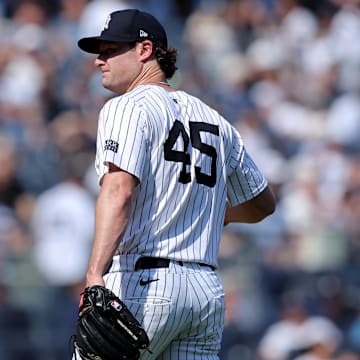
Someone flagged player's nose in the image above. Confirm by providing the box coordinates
[95,56,105,67]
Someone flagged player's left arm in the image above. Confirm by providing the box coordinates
[86,163,138,287]
[224,185,276,224]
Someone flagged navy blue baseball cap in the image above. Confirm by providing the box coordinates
[78,9,168,54]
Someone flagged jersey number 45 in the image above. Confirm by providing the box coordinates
[164,120,219,188]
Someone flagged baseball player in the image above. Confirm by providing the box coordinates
[77,8,276,359]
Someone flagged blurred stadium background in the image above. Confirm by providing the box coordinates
[0,0,359,359]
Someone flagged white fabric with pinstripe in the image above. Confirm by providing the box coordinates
[95,84,267,358]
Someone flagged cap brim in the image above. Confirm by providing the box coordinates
[78,36,103,54]
[78,35,133,54]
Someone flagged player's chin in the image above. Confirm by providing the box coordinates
[102,81,125,95]
[102,80,115,92]
[101,72,112,85]
[101,75,109,85]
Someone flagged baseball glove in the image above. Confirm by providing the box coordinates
[73,285,150,360]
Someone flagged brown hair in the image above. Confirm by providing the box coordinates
[154,44,178,79]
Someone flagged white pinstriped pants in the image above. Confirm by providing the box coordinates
[104,258,225,359]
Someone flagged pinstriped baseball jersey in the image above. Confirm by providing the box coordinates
[95,84,267,268]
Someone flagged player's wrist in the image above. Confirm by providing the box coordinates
[85,273,105,288]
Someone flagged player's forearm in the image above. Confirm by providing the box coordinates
[224,186,276,224]
[87,191,130,280]
[86,172,135,285]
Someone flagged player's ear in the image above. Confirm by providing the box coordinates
[138,40,154,61]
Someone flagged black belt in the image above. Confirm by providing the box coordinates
[135,257,215,271]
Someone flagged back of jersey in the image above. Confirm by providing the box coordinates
[96,85,266,267]
[122,85,238,266]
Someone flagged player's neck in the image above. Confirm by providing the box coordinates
[128,62,174,92]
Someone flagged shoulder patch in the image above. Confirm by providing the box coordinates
[104,139,119,153]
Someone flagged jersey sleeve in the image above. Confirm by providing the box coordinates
[226,128,268,207]
[95,96,148,183]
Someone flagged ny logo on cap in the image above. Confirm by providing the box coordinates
[104,14,111,30]
[139,29,148,37]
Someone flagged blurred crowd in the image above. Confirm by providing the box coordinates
[0,0,359,359]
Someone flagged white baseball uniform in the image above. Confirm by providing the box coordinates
[95,84,267,359]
